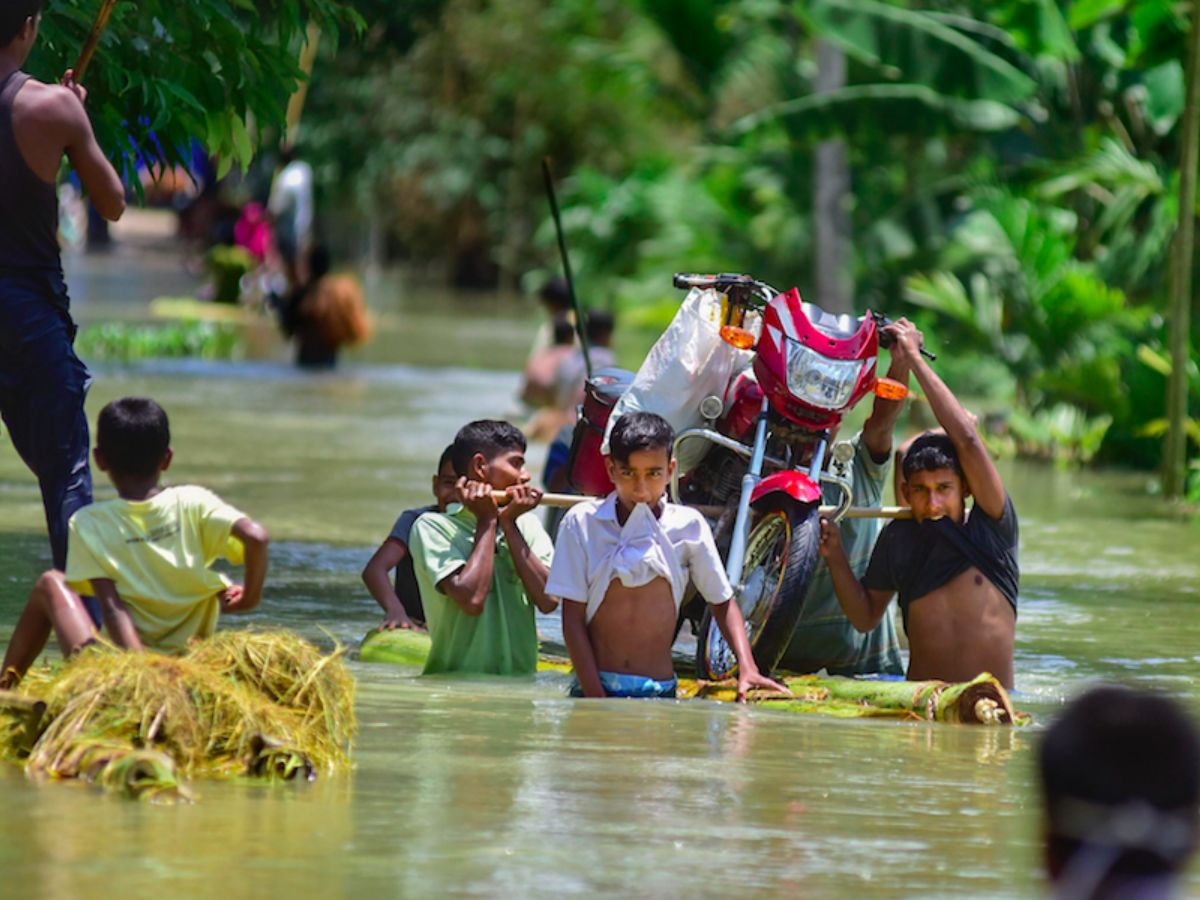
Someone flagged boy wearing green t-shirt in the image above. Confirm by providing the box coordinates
[409,420,556,675]
[0,397,269,687]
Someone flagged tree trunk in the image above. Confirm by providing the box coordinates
[1165,0,1200,499]
[813,40,852,314]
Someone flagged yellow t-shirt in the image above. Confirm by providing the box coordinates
[65,485,247,653]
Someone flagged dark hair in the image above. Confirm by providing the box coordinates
[450,420,525,477]
[97,397,171,478]
[551,315,575,346]
[608,412,674,464]
[901,432,962,481]
[585,310,615,345]
[539,277,571,313]
[0,0,42,47]
[1040,685,1200,881]
[308,245,332,281]
[437,444,454,474]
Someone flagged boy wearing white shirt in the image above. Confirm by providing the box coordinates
[547,412,786,700]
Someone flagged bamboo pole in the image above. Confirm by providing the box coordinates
[491,491,912,519]
[694,672,1018,725]
[542,158,593,380]
[73,0,120,82]
[1165,0,1200,499]
[284,22,322,147]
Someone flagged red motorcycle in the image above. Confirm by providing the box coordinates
[566,273,916,679]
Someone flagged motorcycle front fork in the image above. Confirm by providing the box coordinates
[670,401,853,590]
[724,409,851,590]
[724,397,772,587]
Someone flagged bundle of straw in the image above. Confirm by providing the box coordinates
[0,629,355,802]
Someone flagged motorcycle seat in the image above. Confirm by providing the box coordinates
[801,301,862,340]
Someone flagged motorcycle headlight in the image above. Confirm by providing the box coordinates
[785,340,866,410]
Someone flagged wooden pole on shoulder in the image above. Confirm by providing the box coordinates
[492,491,913,520]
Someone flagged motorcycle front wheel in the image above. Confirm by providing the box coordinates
[694,499,820,680]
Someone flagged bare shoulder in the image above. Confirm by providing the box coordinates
[17,80,73,112]
[15,81,85,133]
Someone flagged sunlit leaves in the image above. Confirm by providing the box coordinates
[28,0,364,183]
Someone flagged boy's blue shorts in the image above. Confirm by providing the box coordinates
[569,671,678,699]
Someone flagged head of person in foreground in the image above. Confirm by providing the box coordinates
[0,1,43,59]
[451,420,530,490]
[605,412,675,510]
[95,397,173,489]
[1040,684,1200,899]
[900,431,968,524]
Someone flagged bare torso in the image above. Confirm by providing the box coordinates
[586,576,677,681]
[904,566,1015,688]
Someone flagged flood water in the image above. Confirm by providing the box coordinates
[1,225,1198,897]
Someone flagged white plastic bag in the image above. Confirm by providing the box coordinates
[603,288,753,472]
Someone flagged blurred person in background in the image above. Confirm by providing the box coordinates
[268,144,314,289]
[1040,684,1200,899]
[276,245,371,369]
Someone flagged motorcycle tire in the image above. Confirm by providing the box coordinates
[694,499,820,681]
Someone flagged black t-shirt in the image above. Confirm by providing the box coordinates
[862,495,1019,630]
[388,505,436,624]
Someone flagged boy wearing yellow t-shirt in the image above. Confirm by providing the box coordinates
[0,397,269,687]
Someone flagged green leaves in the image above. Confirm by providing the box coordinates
[1069,0,1128,31]
[29,0,363,182]
[734,83,1023,138]
[800,0,1038,103]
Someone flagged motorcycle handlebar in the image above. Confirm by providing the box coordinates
[672,273,775,309]
[672,276,935,360]
[872,312,937,361]
[673,273,760,291]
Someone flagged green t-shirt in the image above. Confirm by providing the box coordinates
[409,505,554,676]
[778,431,905,676]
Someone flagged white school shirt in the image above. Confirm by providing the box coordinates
[546,493,733,623]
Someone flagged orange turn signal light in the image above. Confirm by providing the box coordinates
[720,325,756,350]
[873,377,909,400]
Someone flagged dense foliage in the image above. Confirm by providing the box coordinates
[28,0,363,182]
[298,0,1198,484]
[27,2,1198,485]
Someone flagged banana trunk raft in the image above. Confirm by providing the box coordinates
[359,628,1024,725]
[0,630,356,802]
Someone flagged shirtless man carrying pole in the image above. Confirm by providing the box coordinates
[820,319,1018,688]
[0,1,125,574]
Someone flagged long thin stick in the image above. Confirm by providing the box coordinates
[492,491,912,519]
[74,0,120,82]
[541,157,593,380]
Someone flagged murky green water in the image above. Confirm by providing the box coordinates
[1,235,1198,897]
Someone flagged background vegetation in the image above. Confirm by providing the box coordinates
[25,1,1200,495]
[296,0,1200,492]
